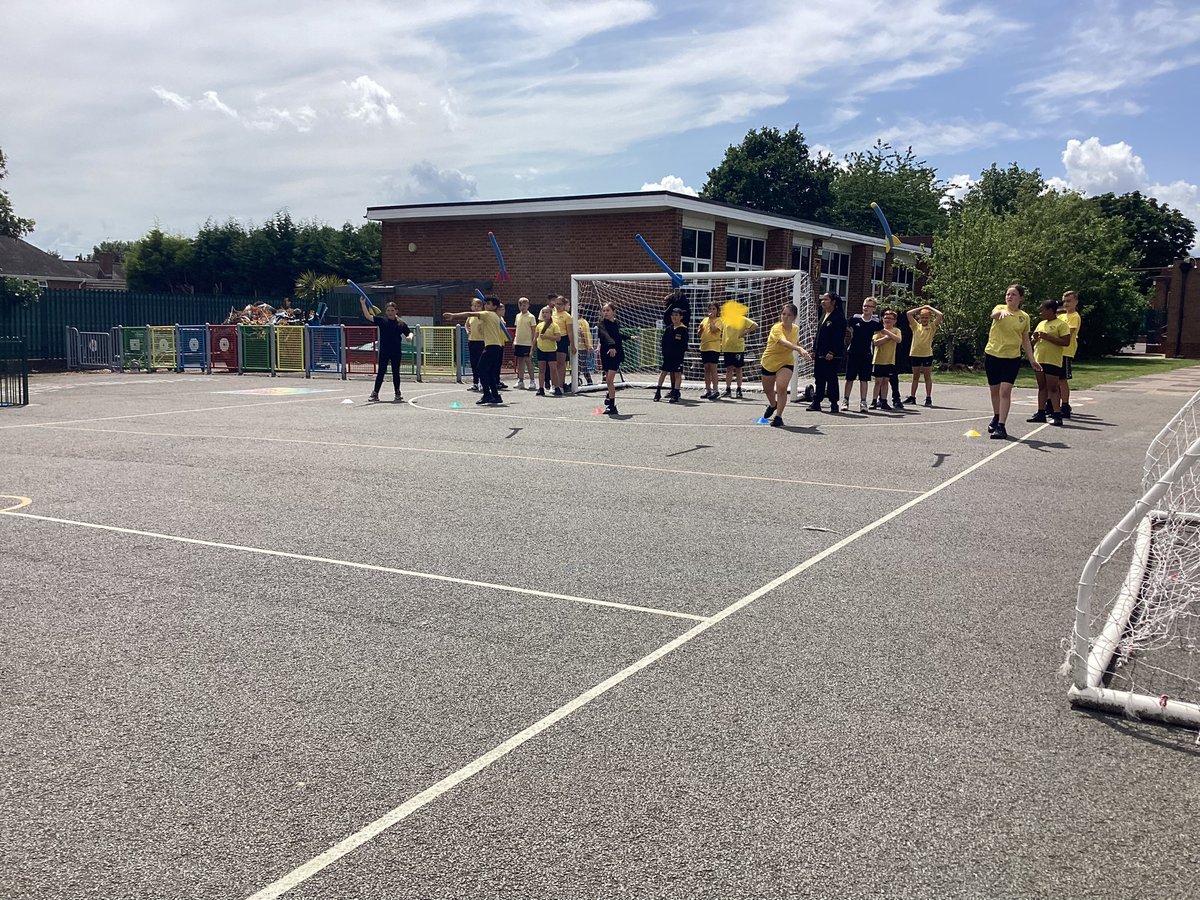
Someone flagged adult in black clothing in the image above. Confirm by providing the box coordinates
[843,296,882,411]
[359,297,411,402]
[807,291,846,412]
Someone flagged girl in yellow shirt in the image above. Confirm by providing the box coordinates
[984,283,1041,440]
[697,301,724,401]
[870,309,903,410]
[1028,298,1071,426]
[904,304,943,407]
[758,302,812,428]
[534,305,564,396]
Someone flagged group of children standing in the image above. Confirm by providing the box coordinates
[363,285,1081,434]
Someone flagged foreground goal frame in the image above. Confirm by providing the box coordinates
[1067,388,1200,727]
[570,270,815,399]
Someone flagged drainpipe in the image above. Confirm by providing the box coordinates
[1176,260,1193,357]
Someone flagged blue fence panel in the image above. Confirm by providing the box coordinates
[176,325,210,371]
[306,326,344,378]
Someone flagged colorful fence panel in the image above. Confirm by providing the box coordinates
[176,326,209,371]
[239,325,273,373]
[120,326,149,370]
[148,326,178,370]
[65,326,118,370]
[420,326,458,380]
[209,325,239,372]
[274,326,305,373]
[306,326,344,377]
[344,326,378,376]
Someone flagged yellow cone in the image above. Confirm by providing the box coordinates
[964,429,981,437]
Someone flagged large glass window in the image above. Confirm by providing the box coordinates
[727,235,765,270]
[820,249,850,297]
[872,254,916,297]
[791,245,811,273]
[680,227,713,273]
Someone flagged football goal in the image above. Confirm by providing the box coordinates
[570,270,816,399]
[1066,387,1200,727]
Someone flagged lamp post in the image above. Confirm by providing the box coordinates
[1176,259,1193,358]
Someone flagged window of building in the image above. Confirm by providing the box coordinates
[872,254,917,297]
[680,227,713,273]
[820,249,850,297]
[726,235,765,271]
[791,245,811,273]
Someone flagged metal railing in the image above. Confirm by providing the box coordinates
[0,336,30,408]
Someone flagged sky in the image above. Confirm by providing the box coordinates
[2,0,1198,259]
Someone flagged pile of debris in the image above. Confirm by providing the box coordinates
[222,301,306,326]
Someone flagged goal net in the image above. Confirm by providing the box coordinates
[1065,387,1200,727]
[570,270,816,398]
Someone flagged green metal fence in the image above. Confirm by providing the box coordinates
[3,289,288,362]
[0,336,29,407]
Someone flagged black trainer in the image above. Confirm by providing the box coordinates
[1027,411,1047,423]
[924,397,932,407]
[653,390,662,402]
[764,404,776,419]
[990,422,1007,440]
[770,415,784,427]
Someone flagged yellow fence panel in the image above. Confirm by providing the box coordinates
[148,326,178,370]
[275,326,305,372]
[420,326,457,377]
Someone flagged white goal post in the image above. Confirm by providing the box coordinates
[1066,387,1200,727]
[569,270,816,399]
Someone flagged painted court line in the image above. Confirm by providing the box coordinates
[29,424,922,496]
[244,423,1052,900]
[0,394,349,430]
[0,509,703,622]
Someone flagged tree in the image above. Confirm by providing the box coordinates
[926,189,1143,361]
[86,240,135,264]
[0,276,42,319]
[829,141,947,236]
[191,219,247,294]
[124,226,194,292]
[955,163,1046,217]
[1089,191,1196,288]
[0,148,35,239]
[294,271,345,305]
[701,125,836,220]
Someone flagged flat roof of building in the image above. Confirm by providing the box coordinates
[365,191,925,253]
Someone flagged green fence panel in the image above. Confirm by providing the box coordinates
[239,325,273,373]
[120,326,149,370]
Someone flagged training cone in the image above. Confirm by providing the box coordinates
[757,417,770,425]
[592,408,604,415]
[450,401,462,408]
[964,429,981,437]
[341,398,354,405]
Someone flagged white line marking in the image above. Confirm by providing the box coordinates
[0,495,32,512]
[0,394,350,430]
[244,423,1051,900]
[0,510,703,622]
[26,425,921,495]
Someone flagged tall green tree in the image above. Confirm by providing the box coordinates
[86,240,135,263]
[701,125,836,220]
[191,219,248,294]
[955,163,1047,217]
[1088,191,1196,288]
[0,148,35,239]
[124,226,194,292]
[238,211,298,296]
[829,141,947,236]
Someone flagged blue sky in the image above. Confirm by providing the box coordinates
[2,0,1197,259]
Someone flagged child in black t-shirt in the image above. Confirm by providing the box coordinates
[842,296,882,413]
[654,307,688,403]
[360,298,411,402]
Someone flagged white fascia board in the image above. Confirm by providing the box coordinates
[367,193,925,254]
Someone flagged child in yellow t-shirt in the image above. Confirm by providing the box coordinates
[904,304,943,407]
[721,313,758,398]
[1058,290,1082,417]
[512,296,537,390]
[1028,298,1071,426]
[870,309,903,410]
[576,314,595,386]
[697,301,724,401]
[534,305,564,397]
[758,302,812,427]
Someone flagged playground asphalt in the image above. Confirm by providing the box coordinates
[2,366,1199,899]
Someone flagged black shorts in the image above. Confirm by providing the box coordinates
[660,357,684,374]
[514,345,531,358]
[984,353,1021,386]
[909,355,933,368]
[761,364,794,377]
[872,363,896,378]
[538,348,558,363]
[1039,363,1064,378]
[556,337,569,354]
[723,352,745,369]
[1062,356,1073,380]
[701,350,720,365]
[845,355,872,382]
[602,352,623,372]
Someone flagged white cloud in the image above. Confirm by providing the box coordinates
[942,173,975,207]
[1019,1,1200,120]
[381,162,478,203]
[344,75,405,126]
[640,176,697,196]
[1054,137,1199,250]
[865,119,1021,156]
[199,91,238,118]
[151,86,190,110]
